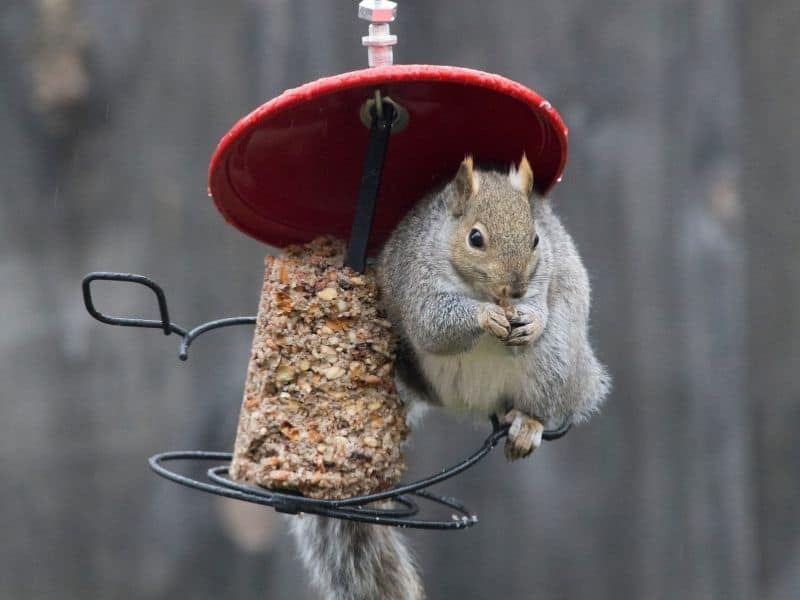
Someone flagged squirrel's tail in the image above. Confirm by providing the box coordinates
[289,514,424,600]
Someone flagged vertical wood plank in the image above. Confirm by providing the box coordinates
[743,2,800,597]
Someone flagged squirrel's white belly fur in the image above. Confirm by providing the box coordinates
[418,334,529,416]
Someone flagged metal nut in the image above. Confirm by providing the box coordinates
[362,23,397,48]
[358,0,397,23]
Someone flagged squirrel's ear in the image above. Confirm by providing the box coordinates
[451,155,477,216]
[509,153,534,196]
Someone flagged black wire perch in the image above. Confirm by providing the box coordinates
[82,271,571,529]
[81,94,571,530]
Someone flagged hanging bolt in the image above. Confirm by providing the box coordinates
[358,0,398,67]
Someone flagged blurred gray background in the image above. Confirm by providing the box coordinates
[1,0,798,598]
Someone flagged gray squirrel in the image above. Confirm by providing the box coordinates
[293,155,610,600]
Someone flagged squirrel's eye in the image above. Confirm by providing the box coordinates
[468,228,484,249]
[533,234,540,249]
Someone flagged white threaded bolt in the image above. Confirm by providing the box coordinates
[358,0,398,67]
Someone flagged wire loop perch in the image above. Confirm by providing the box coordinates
[82,272,255,361]
[82,270,571,529]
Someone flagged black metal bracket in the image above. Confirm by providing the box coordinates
[344,91,396,272]
[81,271,571,528]
[82,272,255,361]
[149,412,569,529]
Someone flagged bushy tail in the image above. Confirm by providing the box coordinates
[289,515,424,600]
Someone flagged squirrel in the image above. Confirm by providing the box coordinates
[292,155,610,600]
[379,154,610,452]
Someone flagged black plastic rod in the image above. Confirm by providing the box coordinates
[344,98,396,272]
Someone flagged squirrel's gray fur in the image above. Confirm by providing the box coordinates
[378,156,610,426]
[291,156,609,600]
[290,515,424,600]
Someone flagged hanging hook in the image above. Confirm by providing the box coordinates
[359,93,409,133]
[374,89,384,120]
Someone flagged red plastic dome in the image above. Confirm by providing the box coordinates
[208,65,568,251]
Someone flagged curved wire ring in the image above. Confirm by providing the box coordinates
[206,465,420,519]
[148,413,570,529]
[149,451,477,529]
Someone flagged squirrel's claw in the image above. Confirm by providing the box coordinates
[503,409,544,461]
[506,318,544,346]
[479,304,511,339]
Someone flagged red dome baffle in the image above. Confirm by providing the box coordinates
[208,65,568,252]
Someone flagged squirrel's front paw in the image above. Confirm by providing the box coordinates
[503,409,544,461]
[505,306,544,346]
[478,304,511,340]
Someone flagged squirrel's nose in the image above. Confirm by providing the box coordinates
[510,275,526,299]
[495,284,525,300]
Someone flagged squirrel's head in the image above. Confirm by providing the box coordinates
[447,154,541,304]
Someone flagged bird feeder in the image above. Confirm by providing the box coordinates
[82,0,570,528]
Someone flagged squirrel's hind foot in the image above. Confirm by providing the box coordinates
[502,409,544,461]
